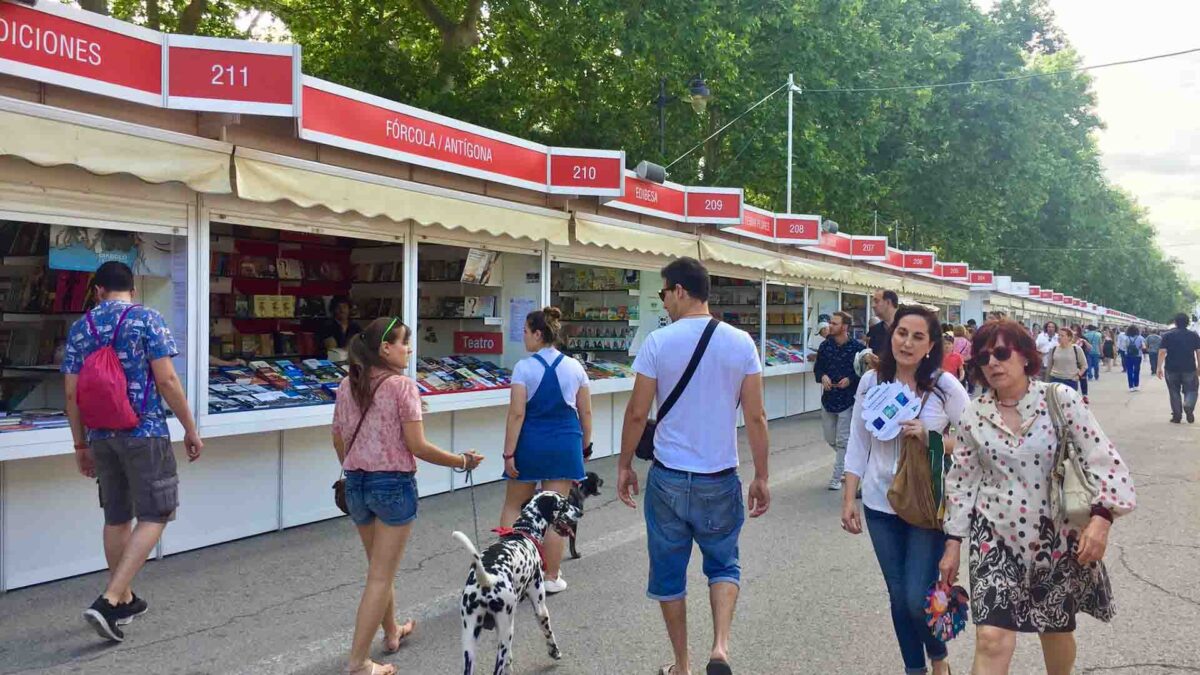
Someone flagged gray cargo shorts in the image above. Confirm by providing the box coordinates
[92,436,179,525]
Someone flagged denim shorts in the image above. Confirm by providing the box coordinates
[344,470,419,527]
[643,462,744,601]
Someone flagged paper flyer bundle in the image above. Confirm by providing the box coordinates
[860,381,922,441]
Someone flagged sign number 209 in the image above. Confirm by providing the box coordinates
[211,65,249,87]
[704,199,723,211]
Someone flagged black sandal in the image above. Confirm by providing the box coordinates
[706,660,732,675]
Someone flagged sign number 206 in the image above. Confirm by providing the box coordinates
[211,65,249,87]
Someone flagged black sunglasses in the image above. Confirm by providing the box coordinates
[658,286,675,302]
[971,345,1013,368]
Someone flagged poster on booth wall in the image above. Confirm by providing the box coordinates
[461,248,500,285]
[48,227,171,277]
[508,297,536,342]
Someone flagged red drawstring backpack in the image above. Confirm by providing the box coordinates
[77,304,148,431]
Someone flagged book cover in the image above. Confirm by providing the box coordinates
[277,258,304,280]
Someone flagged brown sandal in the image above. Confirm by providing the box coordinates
[382,619,416,654]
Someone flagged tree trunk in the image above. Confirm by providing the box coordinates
[410,0,485,92]
[178,0,208,35]
[146,0,161,31]
[702,108,722,183]
[78,0,109,16]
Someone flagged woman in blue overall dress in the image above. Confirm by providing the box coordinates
[501,307,592,594]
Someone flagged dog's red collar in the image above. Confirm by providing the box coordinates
[492,527,547,571]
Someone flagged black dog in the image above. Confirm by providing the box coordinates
[567,472,603,559]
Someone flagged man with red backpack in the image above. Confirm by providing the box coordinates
[61,261,203,643]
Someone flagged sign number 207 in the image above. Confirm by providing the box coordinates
[211,65,249,87]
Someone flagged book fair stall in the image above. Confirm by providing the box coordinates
[0,0,1148,590]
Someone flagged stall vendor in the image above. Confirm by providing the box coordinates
[318,296,363,358]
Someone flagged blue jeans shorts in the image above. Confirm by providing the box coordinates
[344,470,419,527]
[644,462,744,601]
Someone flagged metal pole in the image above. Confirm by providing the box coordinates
[786,73,794,213]
[659,78,667,158]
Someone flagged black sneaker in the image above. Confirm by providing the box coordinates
[114,593,148,626]
[1188,411,1196,424]
[83,596,125,642]
[1171,417,1182,424]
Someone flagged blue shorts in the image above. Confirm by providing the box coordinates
[643,462,744,601]
[344,470,419,527]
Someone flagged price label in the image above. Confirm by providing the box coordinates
[166,35,298,115]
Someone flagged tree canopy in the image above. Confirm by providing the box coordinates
[89,0,1195,320]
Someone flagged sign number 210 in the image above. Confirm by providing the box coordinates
[211,65,249,87]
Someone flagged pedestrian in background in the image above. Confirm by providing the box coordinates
[841,306,968,675]
[63,262,202,643]
[334,317,483,675]
[807,320,830,362]
[815,311,865,491]
[1069,325,1091,400]
[1122,325,1146,392]
[1036,321,1058,372]
[1116,328,1130,372]
[868,289,900,355]
[1145,330,1163,377]
[1048,327,1089,399]
[501,306,592,595]
[1101,328,1116,372]
[943,333,966,383]
[1083,325,1103,380]
[618,256,770,675]
[1158,313,1200,424]
[942,319,1135,675]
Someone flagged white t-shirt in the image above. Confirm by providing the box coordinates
[844,370,970,515]
[510,347,589,409]
[1035,332,1058,355]
[807,332,826,354]
[632,317,762,473]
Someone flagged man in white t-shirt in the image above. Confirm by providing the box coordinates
[618,256,769,675]
[1036,321,1059,373]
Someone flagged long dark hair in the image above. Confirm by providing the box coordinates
[877,305,945,394]
[347,316,410,409]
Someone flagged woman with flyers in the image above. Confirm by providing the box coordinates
[840,305,970,675]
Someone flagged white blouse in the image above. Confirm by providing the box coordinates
[509,347,589,409]
[845,370,971,515]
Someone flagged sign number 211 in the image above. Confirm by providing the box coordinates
[211,65,249,87]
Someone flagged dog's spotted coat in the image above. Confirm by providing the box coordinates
[453,491,581,675]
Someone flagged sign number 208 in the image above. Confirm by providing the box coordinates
[211,65,249,87]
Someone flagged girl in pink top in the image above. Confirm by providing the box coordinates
[333,317,482,675]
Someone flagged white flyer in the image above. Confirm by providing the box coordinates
[860,380,923,441]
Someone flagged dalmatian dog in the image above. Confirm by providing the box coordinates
[452,491,581,675]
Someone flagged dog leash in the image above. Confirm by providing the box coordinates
[453,466,482,547]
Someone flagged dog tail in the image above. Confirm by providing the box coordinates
[451,531,496,590]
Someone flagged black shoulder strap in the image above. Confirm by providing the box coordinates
[656,319,719,423]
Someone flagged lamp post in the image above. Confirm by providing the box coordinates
[654,74,711,157]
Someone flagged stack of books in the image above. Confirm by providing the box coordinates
[207,359,350,414]
[414,356,511,395]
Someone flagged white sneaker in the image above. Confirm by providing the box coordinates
[544,575,568,595]
[827,478,844,491]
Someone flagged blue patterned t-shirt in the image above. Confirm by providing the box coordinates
[61,300,178,440]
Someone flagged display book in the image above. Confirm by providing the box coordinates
[552,264,639,363]
[765,286,806,365]
[709,276,761,331]
[1,222,88,432]
[208,359,349,413]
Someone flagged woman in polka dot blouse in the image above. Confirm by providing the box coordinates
[940,319,1135,674]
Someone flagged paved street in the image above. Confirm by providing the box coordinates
[1,365,1197,675]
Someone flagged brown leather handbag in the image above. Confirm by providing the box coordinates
[887,430,945,530]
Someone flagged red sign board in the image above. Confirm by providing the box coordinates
[0,1,162,107]
[723,205,774,242]
[850,236,888,260]
[1040,290,1053,300]
[166,35,298,115]
[547,147,624,197]
[1052,293,1064,303]
[774,214,821,245]
[1029,285,1041,297]
[685,187,742,225]
[903,252,935,272]
[610,171,688,221]
[813,231,852,257]
[454,331,503,354]
[301,77,549,191]
[938,263,969,280]
[968,270,994,286]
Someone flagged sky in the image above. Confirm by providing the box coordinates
[981,0,1200,284]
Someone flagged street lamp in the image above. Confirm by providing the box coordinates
[654,73,711,157]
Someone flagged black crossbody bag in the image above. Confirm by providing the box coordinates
[635,318,719,461]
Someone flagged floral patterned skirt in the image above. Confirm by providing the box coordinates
[968,514,1115,632]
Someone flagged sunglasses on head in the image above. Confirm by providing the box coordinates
[971,345,1013,368]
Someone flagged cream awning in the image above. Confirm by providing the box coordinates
[940,284,970,302]
[0,100,231,194]
[573,213,698,259]
[773,257,852,286]
[902,277,945,301]
[234,149,569,245]
[698,238,781,273]
[848,268,905,291]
